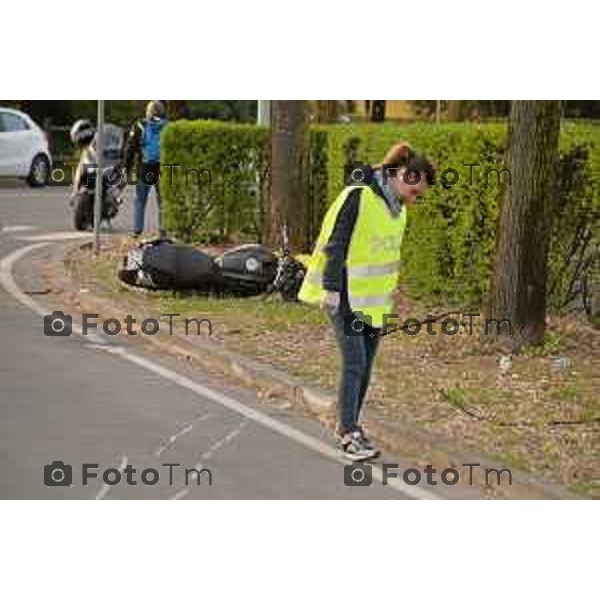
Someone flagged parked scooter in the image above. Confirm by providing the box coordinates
[69,119,126,231]
[117,228,307,300]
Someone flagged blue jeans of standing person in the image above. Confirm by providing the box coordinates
[329,308,381,435]
[133,162,161,234]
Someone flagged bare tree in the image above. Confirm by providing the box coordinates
[489,100,563,349]
[266,101,310,252]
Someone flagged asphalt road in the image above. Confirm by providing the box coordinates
[0,181,460,500]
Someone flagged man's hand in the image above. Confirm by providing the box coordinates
[320,291,340,315]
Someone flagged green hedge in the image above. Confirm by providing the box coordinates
[161,120,268,243]
[161,120,600,310]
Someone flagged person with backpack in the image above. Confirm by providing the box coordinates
[123,100,168,237]
[298,143,433,461]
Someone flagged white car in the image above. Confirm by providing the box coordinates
[0,107,52,187]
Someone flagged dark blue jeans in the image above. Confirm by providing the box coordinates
[133,163,162,234]
[329,309,380,435]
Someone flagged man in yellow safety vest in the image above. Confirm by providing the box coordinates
[298,143,432,460]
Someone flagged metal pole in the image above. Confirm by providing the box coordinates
[435,100,442,124]
[93,100,105,255]
[257,100,270,126]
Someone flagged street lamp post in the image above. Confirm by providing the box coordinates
[257,100,270,126]
[93,100,105,255]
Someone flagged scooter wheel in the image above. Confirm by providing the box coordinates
[74,193,93,231]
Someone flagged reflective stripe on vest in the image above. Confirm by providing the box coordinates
[303,260,400,285]
[347,260,400,277]
[348,293,395,308]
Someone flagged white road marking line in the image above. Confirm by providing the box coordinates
[0,243,52,314]
[155,423,194,458]
[154,414,212,458]
[2,225,39,233]
[199,420,247,463]
[16,232,93,242]
[170,420,247,500]
[0,244,108,346]
[0,192,60,198]
[95,454,128,500]
[85,340,109,348]
[0,243,443,501]
[171,489,190,500]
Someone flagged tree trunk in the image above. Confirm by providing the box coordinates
[315,100,341,123]
[447,100,462,121]
[370,101,386,122]
[266,101,310,252]
[489,100,563,349]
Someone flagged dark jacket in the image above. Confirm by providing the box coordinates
[123,117,167,178]
[322,177,402,309]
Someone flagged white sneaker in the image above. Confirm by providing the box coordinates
[340,430,379,461]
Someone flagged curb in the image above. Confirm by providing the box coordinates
[44,240,578,500]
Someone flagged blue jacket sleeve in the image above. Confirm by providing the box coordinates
[322,188,361,292]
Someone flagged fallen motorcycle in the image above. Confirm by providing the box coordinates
[117,236,307,301]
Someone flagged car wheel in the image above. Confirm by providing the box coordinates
[27,154,50,187]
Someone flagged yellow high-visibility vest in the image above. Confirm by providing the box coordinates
[298,184,407,327]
